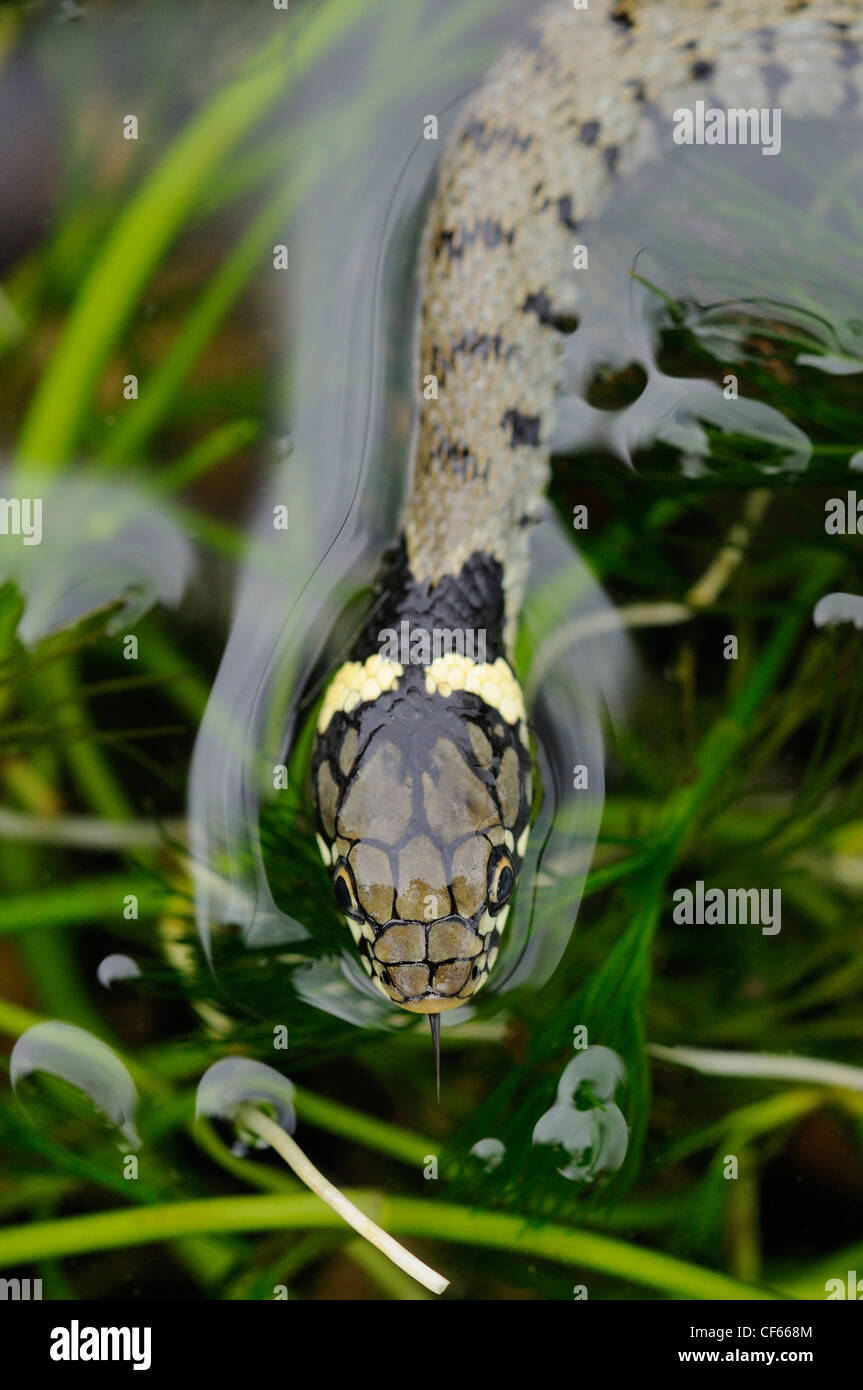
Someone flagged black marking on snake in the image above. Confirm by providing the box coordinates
[579,120,601,146]
[557,194,581,232]
[522,290,579,335]
[432,434,492,482]
[461,118,534,154]
[610,7,635,30]
[501,408,542,448]
[433,228,457,261]
[691,59,714,79]
[352,540,507,665]
[430,330,514,387]
[432,217,515,262]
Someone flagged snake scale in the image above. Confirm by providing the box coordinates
[311,0,863,1020]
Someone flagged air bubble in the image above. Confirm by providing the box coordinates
[11,1021,141,1150]
[469,1137,506,1172]
[97,954,141,988]
[196,1057,296,1155]
[532,1045,627,1182]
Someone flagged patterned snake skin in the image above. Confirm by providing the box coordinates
[312,0,863,1016]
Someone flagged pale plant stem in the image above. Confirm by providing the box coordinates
[684,488,772,608]
[650,1042,863,1093]
[0,808,186,849]
[234,1104,449,1296]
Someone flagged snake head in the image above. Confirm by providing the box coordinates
[312,654,532,1012]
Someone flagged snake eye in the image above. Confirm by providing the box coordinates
[333,861,362,920]
[487,849,515,914]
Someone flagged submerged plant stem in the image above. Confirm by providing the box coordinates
[685,489,771,608]
[650,1043,863,1093]
[234,1104,449,1297]
[0,1185,778,1300]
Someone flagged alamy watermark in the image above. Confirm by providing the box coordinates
[672,881,781,935]
[0,496,42,545]
[378,621,487,665]
[0,1276,41,1299]
[673,102,781,157]
[825,1270,863,1299]
[50,1321,151,1371]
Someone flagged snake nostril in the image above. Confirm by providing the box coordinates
[381,969,392,985]
[471,965,479,979]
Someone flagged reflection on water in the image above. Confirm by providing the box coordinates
[187,0,631,1025]
[469,1137,506,1172]
[11,1020,141,1150]
[814,593,863,629]
[186,1,863,1034]
[0,471,190,645]
[196,1057,296,1155]
[532,1045,627,1183]
[550,120,863,476]
[97,954,142,989]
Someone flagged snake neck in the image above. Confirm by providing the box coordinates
[352,538,509,667]
[403,0,863,641]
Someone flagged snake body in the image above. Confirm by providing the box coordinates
[312,0,863,1015]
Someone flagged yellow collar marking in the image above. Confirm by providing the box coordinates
[317,651,526,735]
[424,653,526,724]
[317,654,403,733]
